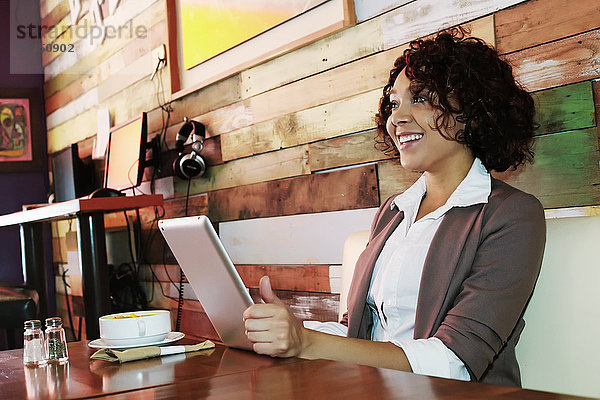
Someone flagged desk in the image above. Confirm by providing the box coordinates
[0,340,593,399]
[0,195,163,339]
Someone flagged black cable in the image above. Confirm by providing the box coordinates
[175,267,185,332]
[175,178,192,332]
[123,211,137,269]
[134,209,145,282]
[61,268,77,341]
[185,178,192,216]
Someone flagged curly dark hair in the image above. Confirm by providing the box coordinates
[375,28,536,172]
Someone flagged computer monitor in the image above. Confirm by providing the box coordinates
[52,143,88,202]
[104,112,148,191]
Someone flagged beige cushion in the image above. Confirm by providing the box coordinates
[338,230,369,322]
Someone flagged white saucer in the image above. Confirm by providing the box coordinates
[88,332,185,349]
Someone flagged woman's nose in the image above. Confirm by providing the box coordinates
[389,106,411,126]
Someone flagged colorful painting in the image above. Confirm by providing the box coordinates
[0,98,32,162]
[181,0,329,70]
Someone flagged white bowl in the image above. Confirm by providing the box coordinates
[99,310,171,346]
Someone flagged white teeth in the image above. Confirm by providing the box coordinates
[398,134,423,143]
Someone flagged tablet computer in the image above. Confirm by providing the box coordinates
[158,215,254,350]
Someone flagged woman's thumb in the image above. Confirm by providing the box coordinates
[259,276,282,304]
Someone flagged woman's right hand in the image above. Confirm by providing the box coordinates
[243,276,309,358]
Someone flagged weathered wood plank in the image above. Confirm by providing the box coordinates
[219,119,282,162]
[376,160,423,203]
[236,265,331,293]
[248,52,390,125]
[533,81,596,136]
[206,165,379,222]
[45,66,97,116]
[354,0,411,23]
[381,1,508,50]
[503,29,600,92]
[308,130,387,171]
[46,88,99,130]
[175,145,310,196]
[493,128,600,208]
[240,17,383,99]
[495,0,600,54]
[219,207,378,265]
[221,89,380,161]
[47,108,97,154]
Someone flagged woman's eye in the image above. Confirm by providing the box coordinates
[412,95,427,104]
[389,101,399,109]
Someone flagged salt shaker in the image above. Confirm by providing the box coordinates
[45,317,68,363]
[23,320,47,367]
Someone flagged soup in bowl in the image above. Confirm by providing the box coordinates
[99,310,171,346]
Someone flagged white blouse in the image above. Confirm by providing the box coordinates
[305,158,491,381]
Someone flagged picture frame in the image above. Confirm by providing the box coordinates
[0,87,45,172]
[165,0,356,99]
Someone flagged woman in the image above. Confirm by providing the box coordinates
[243,29,546,387]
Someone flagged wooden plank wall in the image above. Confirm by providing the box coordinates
[42,0,600,343]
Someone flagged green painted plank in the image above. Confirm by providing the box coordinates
[534,81,596,136]
[495,127,600,208]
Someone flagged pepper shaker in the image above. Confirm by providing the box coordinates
[45,317,68,363]
[23,320,47,367]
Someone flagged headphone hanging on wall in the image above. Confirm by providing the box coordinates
[173,118,206,179]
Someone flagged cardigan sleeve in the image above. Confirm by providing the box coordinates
[433,189,546,381]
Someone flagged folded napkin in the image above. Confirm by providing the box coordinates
[90,340,215,363]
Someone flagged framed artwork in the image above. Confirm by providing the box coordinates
[166,0,356,98]
[0,87,45,172]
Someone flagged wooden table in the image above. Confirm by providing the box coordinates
[0,340,593,399]
[0,195,163,339]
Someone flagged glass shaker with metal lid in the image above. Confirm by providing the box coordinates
[45,317,68,363]
[23,320,47,366]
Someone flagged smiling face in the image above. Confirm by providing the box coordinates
[385,68,473,176]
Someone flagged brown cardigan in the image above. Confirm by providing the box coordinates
[341,178,546,386]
